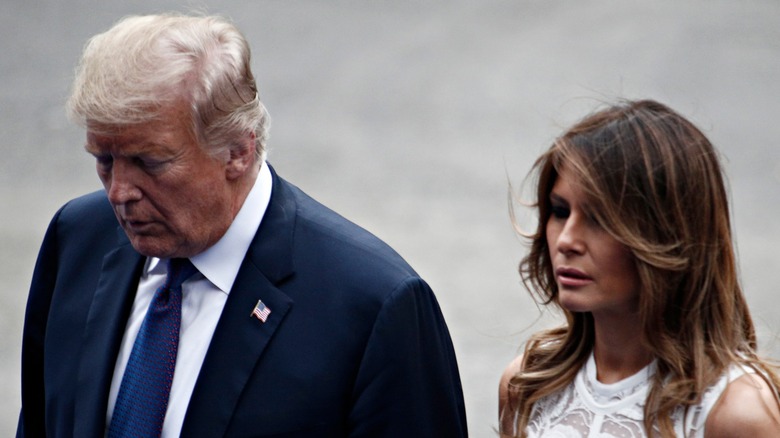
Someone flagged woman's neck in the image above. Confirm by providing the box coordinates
[591,312,654,384]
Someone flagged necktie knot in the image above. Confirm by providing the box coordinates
[166,258,198,290]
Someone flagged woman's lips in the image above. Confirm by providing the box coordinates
[555,267,593,288]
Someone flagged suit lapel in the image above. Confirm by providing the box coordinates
[181,263,293,437]
[74,238,144,437]
[181,168,298,437]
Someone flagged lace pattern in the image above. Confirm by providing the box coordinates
[525,353,749,438]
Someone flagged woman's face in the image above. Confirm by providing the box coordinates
[546,166,641,318]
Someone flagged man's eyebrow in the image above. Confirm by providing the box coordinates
[83,140,171,155]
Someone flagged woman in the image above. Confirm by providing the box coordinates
[499,99,780,437]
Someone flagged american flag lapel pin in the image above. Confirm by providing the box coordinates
[250,299,271,323]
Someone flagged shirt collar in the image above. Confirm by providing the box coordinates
[145,161,273,294]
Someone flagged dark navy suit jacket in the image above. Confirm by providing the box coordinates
[18,167,467,437]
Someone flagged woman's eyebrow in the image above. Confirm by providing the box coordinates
[549,192,568,205]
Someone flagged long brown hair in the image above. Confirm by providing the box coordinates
[501,99,780,436]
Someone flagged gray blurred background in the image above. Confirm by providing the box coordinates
[2,1,779,436]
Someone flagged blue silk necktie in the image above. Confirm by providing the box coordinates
[108,258,198,437]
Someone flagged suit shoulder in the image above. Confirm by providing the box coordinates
[286,182,416,277]
[274,179,428,307]
[45,190,119,249]
[55,190,114,225]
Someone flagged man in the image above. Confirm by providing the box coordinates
[18,14,467,437]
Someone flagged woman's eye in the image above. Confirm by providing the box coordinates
[550,205,570,219]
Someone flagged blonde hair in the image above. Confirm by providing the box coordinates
[67,13,269,160]
[501,99,780,436]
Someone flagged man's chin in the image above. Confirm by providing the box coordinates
[127,235,177,259]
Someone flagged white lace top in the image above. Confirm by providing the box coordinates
[525,353,751,437]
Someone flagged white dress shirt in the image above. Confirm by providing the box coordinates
[105,162,273,437]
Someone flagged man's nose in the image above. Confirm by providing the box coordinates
[105,161,142,205]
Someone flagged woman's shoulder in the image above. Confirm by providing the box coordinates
[705,372,780,437]
[499,333,570,404]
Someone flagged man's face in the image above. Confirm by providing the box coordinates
[85,102,239,258]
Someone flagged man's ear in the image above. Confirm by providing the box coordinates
[225,132,257,180]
